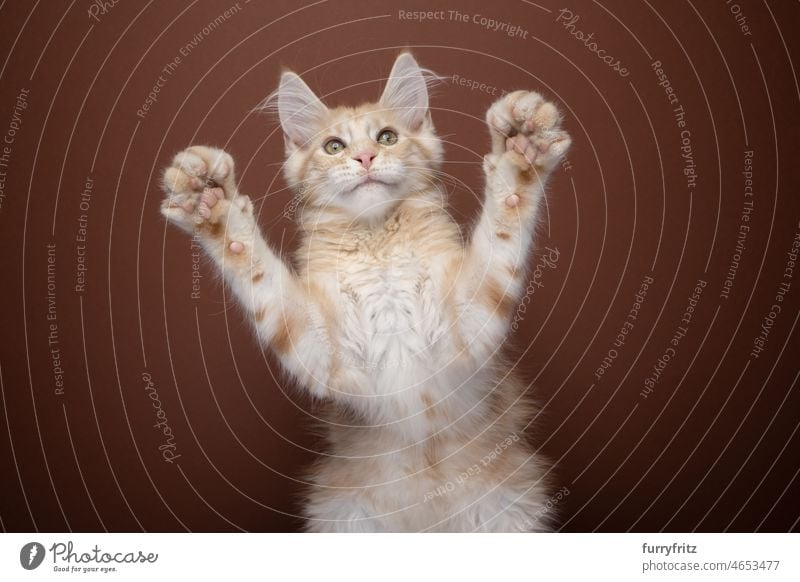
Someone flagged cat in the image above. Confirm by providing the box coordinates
[160,53,571,532]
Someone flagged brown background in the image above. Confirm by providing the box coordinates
[0,0,798,532]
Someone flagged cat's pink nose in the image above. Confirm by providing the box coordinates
[353,152,376,170]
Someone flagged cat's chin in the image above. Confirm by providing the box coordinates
[339,183,405,225]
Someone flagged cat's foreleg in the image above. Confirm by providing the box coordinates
[457,93,571,358]
[160,146,333,397]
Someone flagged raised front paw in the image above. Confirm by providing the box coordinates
[160,145,239,234]
[486,91,571,171]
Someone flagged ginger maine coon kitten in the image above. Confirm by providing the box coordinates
[160,53,571,532]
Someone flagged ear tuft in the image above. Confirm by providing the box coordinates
[380,53,436,130]
[270,72,328,147]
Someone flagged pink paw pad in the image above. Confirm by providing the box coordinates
[506,135,537,164]
[228,241,244,254]
[505,194,520,208]
[198,188,223,216]
[205,187,224,202]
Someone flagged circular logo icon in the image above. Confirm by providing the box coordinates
[19,542,45,570]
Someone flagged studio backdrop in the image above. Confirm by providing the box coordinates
[0,0,798,532]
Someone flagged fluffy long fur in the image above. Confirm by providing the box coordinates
[160,53,571,532]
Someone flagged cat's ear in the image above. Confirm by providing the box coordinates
[277,71,328,147]
[380,53,430,130]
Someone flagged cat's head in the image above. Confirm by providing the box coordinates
[273,53,443,225]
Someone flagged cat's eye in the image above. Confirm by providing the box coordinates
[377,129,398,146]
[324,138,345,155]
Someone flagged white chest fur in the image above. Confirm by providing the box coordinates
[336,246,443,375]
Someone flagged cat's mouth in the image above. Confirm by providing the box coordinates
[349,174,390,193]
